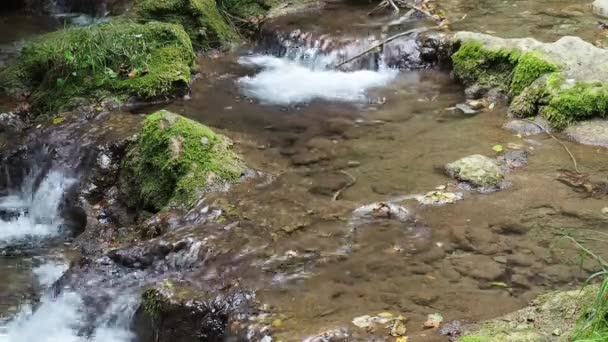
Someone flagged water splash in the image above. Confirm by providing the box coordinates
[0,292,136,342]
[238,55,397,105]
[0,260,137,342]
[0,170,74,243]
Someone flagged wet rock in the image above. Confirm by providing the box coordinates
[497,149,528,170]
[352,202,411,222]
[0,112,25,133]
[445,155,504,188]
[134,281,263,342]
[564,119,608,147]
[502,117,550,136]
[593,0,608,17]
[439,320,467,340]
[140,209,185,238]
[107,238,201,270]
[303,328,351,342]
[451,254,504,281]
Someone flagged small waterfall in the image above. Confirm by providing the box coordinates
[237,25,439,105]
[0,170,74,243]
[0,290,137,342]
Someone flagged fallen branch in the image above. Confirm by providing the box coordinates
[523,119,580,173]
[388,0,400,14]
[333,170,357,201]
[334,26,438,69]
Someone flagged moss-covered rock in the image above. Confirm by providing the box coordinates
[458,286,598,342]
[0,20,195,114]
[451,32,608,129]
[135,0,239,49]
[445,154,504,188]
[120,110,245,212]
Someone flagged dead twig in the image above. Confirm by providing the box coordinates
[334,26,438,69]
[333,170,357,201]
[523,119,580,173]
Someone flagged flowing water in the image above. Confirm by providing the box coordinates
[1,0,608,341]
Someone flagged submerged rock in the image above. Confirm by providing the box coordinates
[120,110,245,211]
[502,117,550,136]
[564,119,608,148]
[445,155,504,188]
[451,32,608,129]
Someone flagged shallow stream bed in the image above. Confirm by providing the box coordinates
[1,0,608,341]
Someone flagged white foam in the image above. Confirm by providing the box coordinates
[33,262,68,288]
[0,292,136,342]
[0,171,73,243]
[237,55,397,105]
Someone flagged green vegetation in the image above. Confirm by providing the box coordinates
[135,0,239,49]
[452,40,608,129]
[570,239,608,342]
[0,20,195,114]
[452,40,521,94]
[120,110,245,212]
[142,288,166,319]
[510,52,558,96]
[542,82,608,129]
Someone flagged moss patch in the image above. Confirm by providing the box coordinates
[120,110,245,212]
[135,0,238,49]
[510,52,558,96]
[0,20,195,114]
[542,82,608,129]
[451,38,608,129]
[452,40,521,93]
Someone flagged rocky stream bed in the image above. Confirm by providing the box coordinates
[1,0,608,341]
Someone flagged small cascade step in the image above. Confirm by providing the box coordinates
[257,25,446,71]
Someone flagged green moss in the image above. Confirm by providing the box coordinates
[452,41,521,93]
[542,82,608,129]
[135,0,238,49]
[120,110,245,211]
[0,20,195,114]
[510,52,558,96]
[142,289,166,319]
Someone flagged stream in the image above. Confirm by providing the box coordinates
[1,0,608,341]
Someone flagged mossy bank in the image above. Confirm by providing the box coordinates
[0,20,195,114]
[458,286,598,341]
[120,110,245,212]
[0,0,275,115]
[452,32,608,129]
